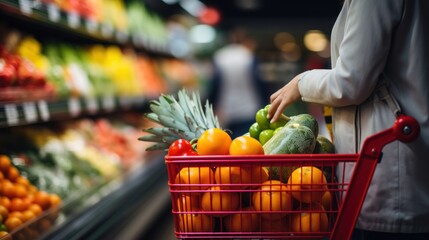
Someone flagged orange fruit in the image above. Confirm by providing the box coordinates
[196,128,232,155]
[9,198,26,212]
[7,167,19,182]
[1,181,15,198]
[291,203,329,233]
[8,211,24,221]
[321,191,332,210]
[0,205,8,220]
[260,216,291,232]
[49,194,62,207]
[252,180,293,220]
[21,210,36,222]
[179,213,214,232]
[214,166,251,190]
[15,177,30,188]
[4,216,23,231]
[0,231,10,239]
[0,197,11,209]
[28,185,38,194]
[14,184,28,199]
[287,166,328,203]
[0,155,11,173]
[176,195,201,212]
[223,207,259,232]
[249,167,269,187]
[28,204,43,216]
[174,167,214,195]
[229,136,264,155]
[33,191,51,210]
[201,186,240,217]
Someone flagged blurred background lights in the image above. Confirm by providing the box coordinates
[190,24,216,43]
[274,32,295,50]
[304,30,328,52]
[180,0,205,17]
[198,7,220,25]
[162,0,179,4]
[170,39,191,57]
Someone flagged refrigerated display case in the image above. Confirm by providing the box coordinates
[0,0,179,239]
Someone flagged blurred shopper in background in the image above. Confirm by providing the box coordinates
[268,0,429,239]
[208,27,269,138]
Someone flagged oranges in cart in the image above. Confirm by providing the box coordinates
[291,203,329,233]
[214,166,251,190]
[287,166,328,203]
[223,207,259,232]
[252,180,293,220]
[201,186,240,217]
[229,135,264,155]
[174,167,214,194]
[176,195,201,212]
[222,135,267,189]
[197,128,232,155]
[179,212,214,232]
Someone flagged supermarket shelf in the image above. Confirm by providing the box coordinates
[40,154,170,240]
[0,95,149,128]
[0,0,171,56]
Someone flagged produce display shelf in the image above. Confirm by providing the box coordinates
[0,0,170,55]
[0,154,169,240]
[0,95,148,128]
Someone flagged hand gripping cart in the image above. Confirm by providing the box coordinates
[165,115,420,239]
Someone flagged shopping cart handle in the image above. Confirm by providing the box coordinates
[392,114,420,142]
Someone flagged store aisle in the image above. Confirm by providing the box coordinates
[138,204,177,240]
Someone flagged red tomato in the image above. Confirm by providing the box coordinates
[183,149,198,156]
[168,139,195,156]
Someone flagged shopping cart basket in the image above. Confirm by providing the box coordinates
[165,115,420,239]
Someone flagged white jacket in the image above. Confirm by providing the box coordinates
[299,0,429,233]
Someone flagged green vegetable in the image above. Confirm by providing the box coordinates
[263,124,316,154]
[259,129,274,145]
[286,113,319,137]
[313,135,335,154]
[255,108,270,130]
[249,122,262,140]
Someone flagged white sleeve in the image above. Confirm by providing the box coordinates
[299,0,403,107]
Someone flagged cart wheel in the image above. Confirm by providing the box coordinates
[392,115,420,142]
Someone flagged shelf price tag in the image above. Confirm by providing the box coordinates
[37,100,50,121]
[116,31,128,44]
[22,102,38,123]
[101,23,114,38]
[19,0,33,15]
[67,11,80,29]
[85,97,99,113]
[102,95,115,112]
[119,96,133,109]
[85,19,98,34]
[4,104,19,125]
[47,4,60,22]
[68,97,81,116]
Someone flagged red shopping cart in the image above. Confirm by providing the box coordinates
[165,115,420,239]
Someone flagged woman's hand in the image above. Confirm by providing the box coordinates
[268,74,302,123]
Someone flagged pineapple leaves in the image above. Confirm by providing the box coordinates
[139,88,221,151]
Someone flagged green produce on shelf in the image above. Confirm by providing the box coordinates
[44,44,71,97]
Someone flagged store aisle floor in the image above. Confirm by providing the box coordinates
[138,204,178,240]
